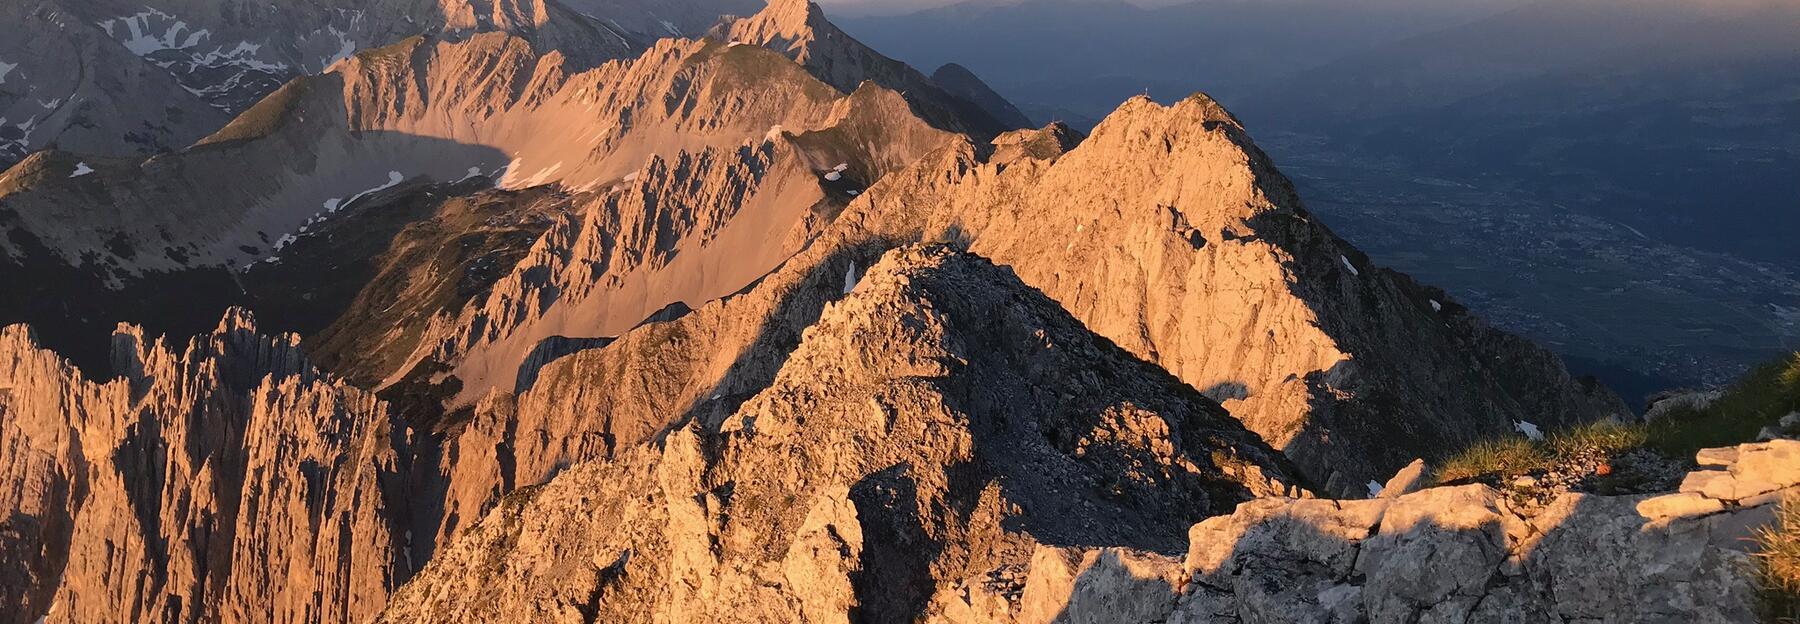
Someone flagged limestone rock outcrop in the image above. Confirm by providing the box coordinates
[0,310,410,624]
[378,245,1302,622]
[1010,440,1799,623]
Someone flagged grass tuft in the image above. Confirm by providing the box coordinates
[1434,437,1551,485]
[1755,495,1800,623]
[1435,419,1648,486]
[1549,419,1649,459]
[1645,353,1800,459]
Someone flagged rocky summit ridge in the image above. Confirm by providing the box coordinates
[780,92,1627,495]
[379,244,1303,622]
[0,1,1780,623]
[0,0,763,167]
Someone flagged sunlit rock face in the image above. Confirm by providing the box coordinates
[378,245,1302,623]
[791,92,1626,495]
[0,2,1715,623]
[1013,441,1798,624]
[0,311,406,624]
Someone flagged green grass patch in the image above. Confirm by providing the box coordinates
[1435,437,1552,484]
[1548,419,1649,459]
[1432,351,1799,487]
[1755,495,1800,623]
[1643,354,1800,459]
[1436,420,1648,485]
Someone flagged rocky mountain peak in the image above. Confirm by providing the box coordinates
[1116,92,1244,129]
[376,243,1302,621]
[826,92,1626,496]
[719,0,1024,138]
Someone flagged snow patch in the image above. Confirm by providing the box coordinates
[522,163,563,188]
[1366,480,1384,498]
[824,171,842,182]
[660,19,680,35]
[288,171,407,253]
[833,163,849,172]
[100,10,212,56]
[1340,255,1360,276]
[764,125,784,143]
[307,23,360,71]
[0,61,17,85]
[331,171,404,214]
[842,260,859,294]
[1430,299,1443,313]
[69,162,94,178]
[186,41,289,75]
[4,115,40,155]
[1514,420,1543,441]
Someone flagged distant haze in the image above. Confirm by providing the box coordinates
[818,0,1191,17]
[817,0,1523,17]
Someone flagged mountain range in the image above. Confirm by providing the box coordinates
[0,0,1790,622]
[837,0,1800,401]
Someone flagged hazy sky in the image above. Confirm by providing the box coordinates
[817,0,1194,17]
[814,0,1528,17]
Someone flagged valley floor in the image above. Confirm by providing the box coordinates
[1264,132,1800,403]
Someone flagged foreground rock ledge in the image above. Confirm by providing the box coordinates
[1035,440,1798,624]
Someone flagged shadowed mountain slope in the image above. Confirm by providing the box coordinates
[378,245,1302,622]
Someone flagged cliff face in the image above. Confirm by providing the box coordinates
[831,95,1627,494]
[379,245,1302,623]
[0,311,409,624]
